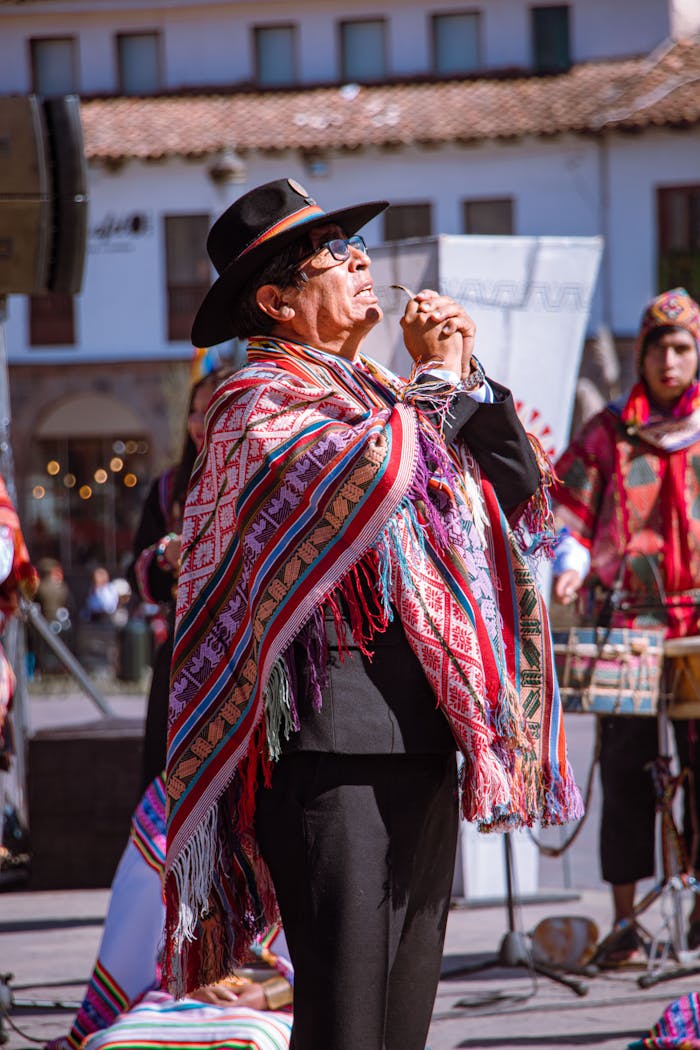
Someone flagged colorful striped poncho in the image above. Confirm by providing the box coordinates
[81,991,292,1050]
[164,336,583,994]
[629,992,700,1048]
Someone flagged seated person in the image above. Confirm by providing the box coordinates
[45,774,292,1050]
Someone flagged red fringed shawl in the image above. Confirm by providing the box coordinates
[554,381,700,639]
[164,337,582,994]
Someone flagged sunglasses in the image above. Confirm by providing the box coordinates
[303,234,369,264]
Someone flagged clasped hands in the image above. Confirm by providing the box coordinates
[399,290,477,381]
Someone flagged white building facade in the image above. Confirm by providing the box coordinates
[0,0,698,582]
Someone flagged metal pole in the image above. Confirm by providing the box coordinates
[21,598,115,717]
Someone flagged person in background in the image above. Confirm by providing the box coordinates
[44,772,292,1050]
[28,557,74,675]
[129,351,231,793]
[164,177,582,1050]
[35,558,72,624]
[82,566,120,623]
[552,287,700,963]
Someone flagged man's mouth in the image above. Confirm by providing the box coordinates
[356,284,376,299]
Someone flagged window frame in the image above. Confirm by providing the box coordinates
[530,4,571,74]
[115,30,163,96]
[462,197,515,236]
[431,10,482,77]
[657,184,700,298]
[339,17,388,84]
[28,292,76,347]
[253,23,298,87]
[163,213,212,344]
[29,35,79,96]
[383,202,433,243]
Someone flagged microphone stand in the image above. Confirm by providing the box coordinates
[449,832,589,996]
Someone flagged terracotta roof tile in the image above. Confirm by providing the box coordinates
[79,37,700,162]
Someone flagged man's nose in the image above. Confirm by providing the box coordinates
[348,245,370,267]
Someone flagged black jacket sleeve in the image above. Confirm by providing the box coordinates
[443,379,540,515]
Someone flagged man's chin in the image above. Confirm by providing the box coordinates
[363,304,383,326]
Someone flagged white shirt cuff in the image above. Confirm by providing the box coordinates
[554,531,591,579]
[424,368,493,402]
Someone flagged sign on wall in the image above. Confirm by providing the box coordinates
[88,210,154,254]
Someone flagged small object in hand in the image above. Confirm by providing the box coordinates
[262,974,293,1010]
[390,283,416,301]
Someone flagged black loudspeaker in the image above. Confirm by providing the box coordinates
[0,96,52,294]
[43,95,87,295]
[0,94,87,296]
[28,717,144,889]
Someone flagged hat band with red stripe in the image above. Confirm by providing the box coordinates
[239,203,326,259]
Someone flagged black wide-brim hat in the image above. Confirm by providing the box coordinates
[191,177,390,348]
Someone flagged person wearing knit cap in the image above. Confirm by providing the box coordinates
[552,287,700,964]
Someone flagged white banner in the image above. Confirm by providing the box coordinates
[367,234,603,459]
[366,236,602,899]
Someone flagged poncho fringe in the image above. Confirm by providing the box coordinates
[164,337,582,994]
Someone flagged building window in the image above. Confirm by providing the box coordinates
[254,25,297,86]
[30,37,78,96]
[432,12,480,76]
[164,215,211,343]
[117,32,161,95]
[463,198,514,235]
[28,293,75,346]
[657,185,700,299]
[384,203,432,242]
[340,19,386,82]
[531,5,570,73]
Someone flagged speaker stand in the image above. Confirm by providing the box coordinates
[450,833,589,997]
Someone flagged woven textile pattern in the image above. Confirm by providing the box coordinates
[629,991,700,1048]
[81,991,293,1050]
[164,337,582,993]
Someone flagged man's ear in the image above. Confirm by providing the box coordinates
[256,285,294,322]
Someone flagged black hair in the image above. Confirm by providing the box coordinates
[228,234,314,338]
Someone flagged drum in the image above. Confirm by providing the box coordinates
[663,636,700,719]
[552,627,666,715]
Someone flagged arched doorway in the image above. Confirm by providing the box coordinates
[28,392,151,579]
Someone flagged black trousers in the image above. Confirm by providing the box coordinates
[254,751,459,1050]
[599,715,700,884]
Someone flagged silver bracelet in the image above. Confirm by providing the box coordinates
[459,356,485,391]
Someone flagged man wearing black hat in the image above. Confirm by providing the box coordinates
[164,178,581,1050]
